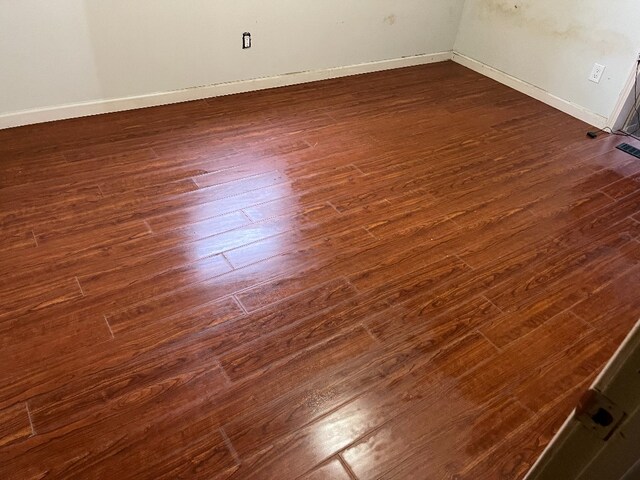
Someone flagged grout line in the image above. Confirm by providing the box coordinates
[168,175,290,203]
[219,427,242,465]
[362,226,377,240]
[349,163,366,175]
[447,214,463,228]
[239,209,255,223]
[232,294,249,315]
[74,276,85,297]
[338,453,359,480]
[190,169,218,181]
[319,408,396,473]
[481,294,504,314]
[522,207,538,220]
[326,200,342,215]
[344,276,360,293]
[232,272,356,318]
[515,397,536,416]
[103,314,115,339]
[360,322,380,344]
[216,359,234,386]
[454,254,475,271]
[148,146,161,159]
[222,248,287,274]
[111,293,242,342]
[208,169,282,189]
[221,252,236,271]
[187,178,201,191]
[568,309,594,329]
[324,111,337,122]
[597,188,617,202]
[223,325,365,385]
[25,402,36,436]
[475,328,502,353]
[514,303,591,349]
[192,260,288,302]
[31,230,38,247]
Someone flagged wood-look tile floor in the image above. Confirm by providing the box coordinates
[2,61,640,479]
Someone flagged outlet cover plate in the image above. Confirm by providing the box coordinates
[589,63,606,83]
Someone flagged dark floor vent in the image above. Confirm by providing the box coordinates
[616,143,640,160]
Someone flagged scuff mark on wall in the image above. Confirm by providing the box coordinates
[384,14,397,26]
[474,0,632,54]
[456,0,640,119]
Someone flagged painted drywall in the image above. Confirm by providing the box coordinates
[0,0,464,117]
[454,0,640,121]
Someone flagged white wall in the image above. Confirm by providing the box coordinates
[0,0,464,119]
[454,0,640,122]
[4,0,637,129]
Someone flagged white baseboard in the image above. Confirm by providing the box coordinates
[608,62,640,131]
[5,50,609,131]
[0,51,452,130]
[452,52,608,129]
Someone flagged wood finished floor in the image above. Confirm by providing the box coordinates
[2,61,640,479]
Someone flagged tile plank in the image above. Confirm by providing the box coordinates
[1,62,634,480]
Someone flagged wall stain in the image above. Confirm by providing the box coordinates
[475,0,632,55]
[384,14,397,26]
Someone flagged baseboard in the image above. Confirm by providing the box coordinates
[609,64,640,131]
[0,51,452,130]
[452,52,608,129]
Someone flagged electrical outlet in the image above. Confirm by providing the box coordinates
[589,63,606,83]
